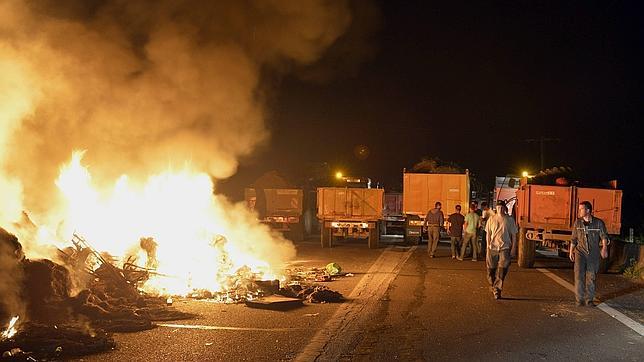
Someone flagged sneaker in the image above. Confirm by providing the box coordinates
[429,255,435,258]
[585,301,597,307]
[493,291,501,300]
[456,256,463,261]
[452,255,456,259]
[472,259,477,262]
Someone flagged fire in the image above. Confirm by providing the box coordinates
[31,151,293,296]
[1,316,19,340]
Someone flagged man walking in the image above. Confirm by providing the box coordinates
[447,205,465,259]
[458,203,481,261]
[424,201,444,258]
[485,200,517,299]
[569,201,609,307]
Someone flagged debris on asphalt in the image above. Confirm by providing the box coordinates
[245,296,303,310]
[303,313,320,317]
[325,262,342,276]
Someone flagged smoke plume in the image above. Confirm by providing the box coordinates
[0,0,354,219]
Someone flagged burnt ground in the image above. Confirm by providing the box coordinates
[75,236,643,361]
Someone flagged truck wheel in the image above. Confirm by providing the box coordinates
[321,226,332,248]
[518,227,535,268]
[368,223,380,249]
[288,223,305,242]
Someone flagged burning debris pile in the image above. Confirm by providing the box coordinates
[0,229,195,360]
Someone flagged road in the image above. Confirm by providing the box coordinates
[78,236,643,361]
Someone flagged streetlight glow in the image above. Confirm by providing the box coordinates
[335,171,343,179]
[522,171,529,178]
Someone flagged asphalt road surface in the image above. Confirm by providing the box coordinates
[78,236,643,361]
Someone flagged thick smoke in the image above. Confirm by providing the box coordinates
[0,0,353,218]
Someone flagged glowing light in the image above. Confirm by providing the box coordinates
[521,171,529,178]
[50,151,292,296]
[335,171,343,179]
[1,316,19,340]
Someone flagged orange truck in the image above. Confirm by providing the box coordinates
[317,187,384,248]
[402,171,470,243]
[245,188,305,241]
[382,192,404,235]
[514,178,623,268]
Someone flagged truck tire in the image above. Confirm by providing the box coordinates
[518,227,535,268]
[368,223,380,249]
[288,223,305,242]
[321,226,332,248]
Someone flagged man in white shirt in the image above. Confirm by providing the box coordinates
[484,200,518,300]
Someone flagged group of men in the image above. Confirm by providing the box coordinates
[423,200,609,305]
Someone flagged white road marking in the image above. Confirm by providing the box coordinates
[157,323,309,332]
[296,245,417,361]
[537,268,644,337]
[596,304,644,336]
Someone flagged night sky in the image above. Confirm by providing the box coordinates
[221,1,644,231]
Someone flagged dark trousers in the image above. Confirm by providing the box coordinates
[479,229,487,257]
[574,251,600,303]
[486,249,511,292]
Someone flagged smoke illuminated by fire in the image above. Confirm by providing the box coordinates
[0,0,361,307]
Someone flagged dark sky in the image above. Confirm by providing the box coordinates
[221,1,644,229]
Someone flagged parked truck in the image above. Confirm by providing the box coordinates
[402,171,470,243]
[245,188,305,241]
[382,192,404,235]
[515,178,623,268]
[317,187,384,248]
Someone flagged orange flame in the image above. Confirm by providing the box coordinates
[1,316,19,340]
[40,151,293,296]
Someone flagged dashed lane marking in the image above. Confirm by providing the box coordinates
[296,245,417,361]
[157,323,310,332]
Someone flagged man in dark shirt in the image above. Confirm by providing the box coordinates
[569,201,609,307]
[447,205,465,259]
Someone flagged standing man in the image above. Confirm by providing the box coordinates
[458,203,481,261]
[479,201,493,256]
[485,200,518,299]
[424,201,444,258]
[569,201,609,307]
[447,205,465,259]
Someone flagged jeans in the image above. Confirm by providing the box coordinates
[486,248,511,293]
[574,251,600,303]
